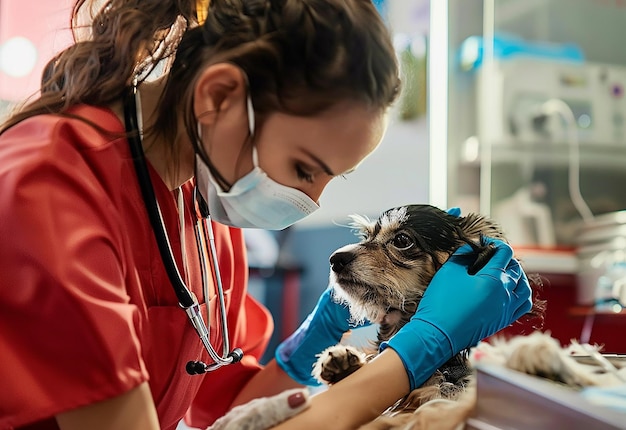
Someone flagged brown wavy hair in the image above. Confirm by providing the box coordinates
[0,0,400,182]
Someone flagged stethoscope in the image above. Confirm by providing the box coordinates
[123,85,243,375]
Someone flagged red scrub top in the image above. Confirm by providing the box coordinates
[0,105,274,430]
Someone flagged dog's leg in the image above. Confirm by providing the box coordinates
[471,332,608,387]
[312,344,368,385]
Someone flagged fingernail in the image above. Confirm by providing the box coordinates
[288,391,306,408]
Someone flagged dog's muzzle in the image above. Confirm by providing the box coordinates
[330,251,356,274]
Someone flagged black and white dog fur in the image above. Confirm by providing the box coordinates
[207,204,624,430]
[312,204,545,415]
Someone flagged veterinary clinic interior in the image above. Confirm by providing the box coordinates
[2,0,626,429]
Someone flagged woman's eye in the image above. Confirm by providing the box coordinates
[391,233,414,250]
[296,165,314,183]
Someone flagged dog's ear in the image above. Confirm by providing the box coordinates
[457,213,505,242]
[451,213,506,275]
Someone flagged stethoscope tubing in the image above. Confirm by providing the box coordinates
[194,214,233,366]
[124,86,194,308]
[124,85,238,371]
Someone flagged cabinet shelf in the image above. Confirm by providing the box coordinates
[460,142,626,169]
[569,306,626,317]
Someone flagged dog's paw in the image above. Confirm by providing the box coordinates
[312,344,367,385]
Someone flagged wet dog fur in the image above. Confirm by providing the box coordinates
[312,204,546,418]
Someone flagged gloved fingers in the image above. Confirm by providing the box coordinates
[498,258,523,288]
[436,245,478,285]
[431,244,476,283]
[504,259,531,304]
[511,269,533,321]
[446,207,461,217]
[473,238,515,278]
[503,257,522,279]
[511,295,533,322]
[207,388,310,430]
[449,243,476,259]
[450,238,512,262]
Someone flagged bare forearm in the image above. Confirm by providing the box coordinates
[56,382,160,430]
[231,359,303,407]
[272,349,409,430]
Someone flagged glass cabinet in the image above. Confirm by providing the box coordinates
[433,0,626,249]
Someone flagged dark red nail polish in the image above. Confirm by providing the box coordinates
[288,391,305,408]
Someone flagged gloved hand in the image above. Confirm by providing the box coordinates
[380,237,532,390]
[275,286,367,386]
[207,388,310,430]
[446,207,461,217]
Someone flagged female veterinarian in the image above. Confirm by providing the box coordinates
[0,1,532,429]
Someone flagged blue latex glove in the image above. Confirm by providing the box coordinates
[275,287,367,386]
[380,237,532,390]
[446,207,461,217]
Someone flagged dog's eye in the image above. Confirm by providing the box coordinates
[391,233,414,250]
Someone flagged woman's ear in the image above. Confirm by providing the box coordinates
[193,63,247,126]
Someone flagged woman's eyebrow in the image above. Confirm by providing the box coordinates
[301,149,335,176]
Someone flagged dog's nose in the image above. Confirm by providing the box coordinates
[330,251,355,274]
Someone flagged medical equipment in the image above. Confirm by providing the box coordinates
[478,58,626,146]
[576,210,626,308]
[492,185,556,247]
[123,85,243,375]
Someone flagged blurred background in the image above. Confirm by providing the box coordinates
[3,0,626,364]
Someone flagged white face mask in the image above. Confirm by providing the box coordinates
[195,96,320,230]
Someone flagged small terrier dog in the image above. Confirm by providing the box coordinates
[312,204,545,414]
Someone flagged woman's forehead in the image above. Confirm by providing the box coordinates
[263,103,386,159]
